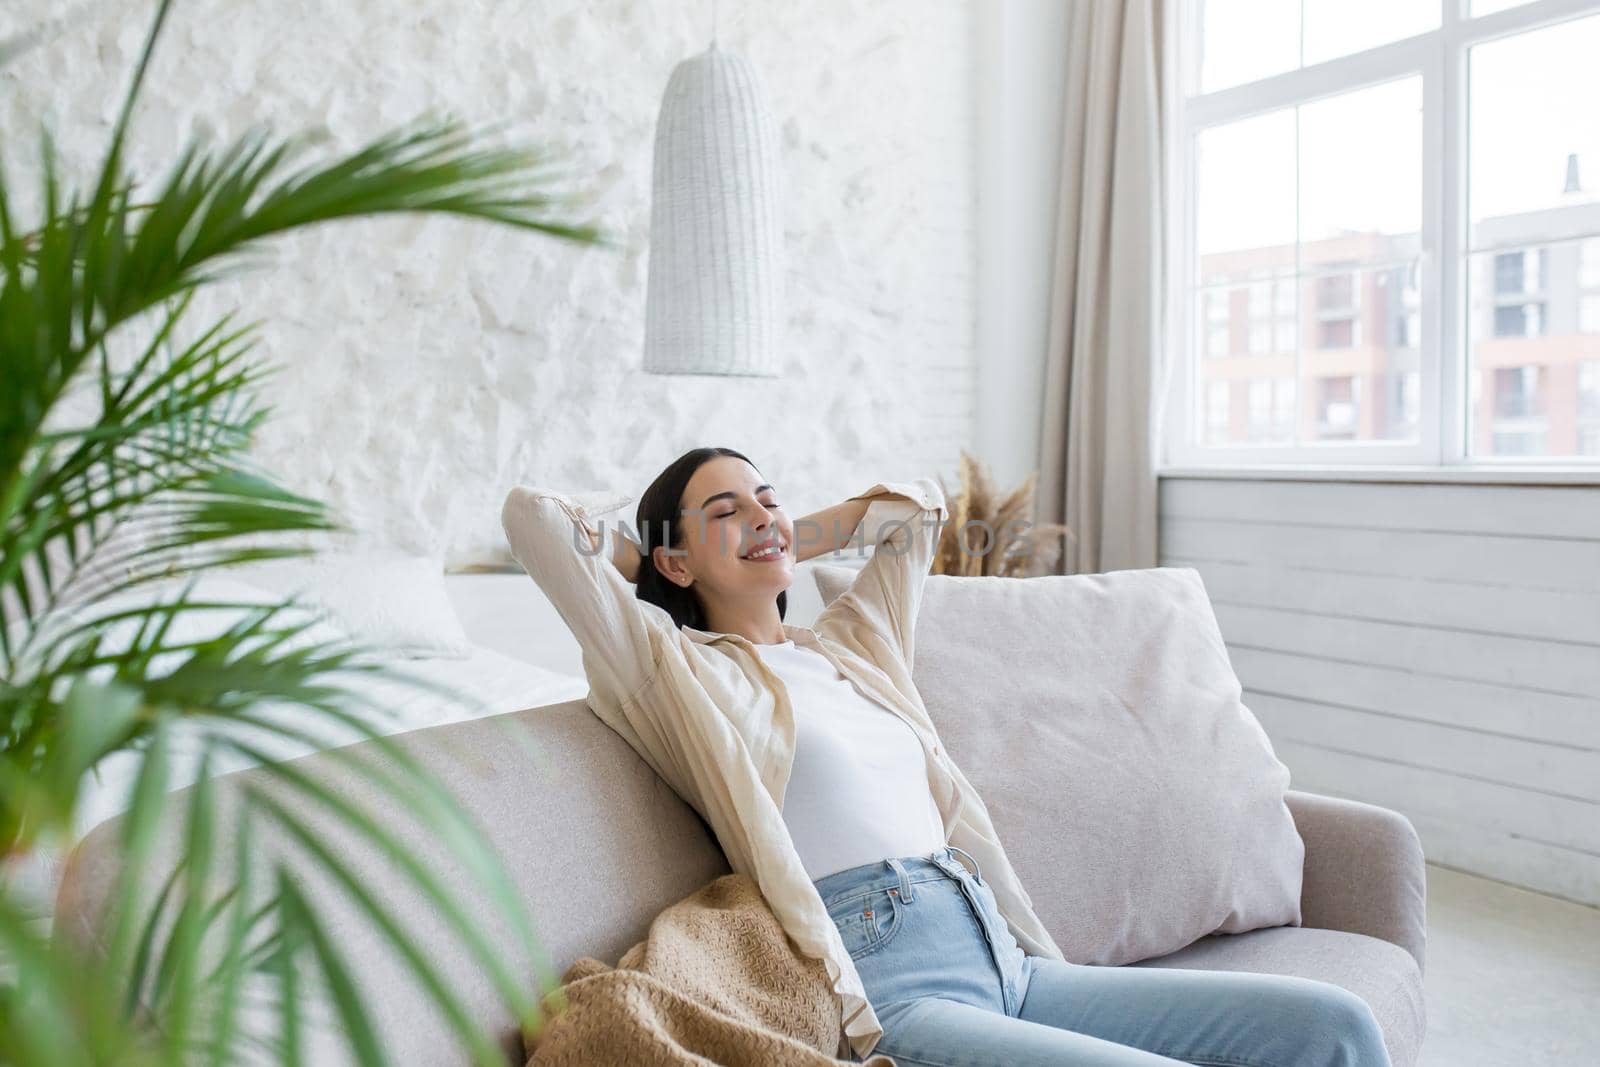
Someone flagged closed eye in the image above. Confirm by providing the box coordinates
[712,498,780,520]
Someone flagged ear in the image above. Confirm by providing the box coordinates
[651,544,694,588]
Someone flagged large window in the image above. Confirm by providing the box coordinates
[1169,0,1600,470]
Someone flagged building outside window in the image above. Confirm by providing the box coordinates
[1316,375,1360,439]
[1491,249,1547,339]
[1578,359,1600,418]
[1172,0,1600,467]
[1579,360,1600,454]
[1579,239,1600,333]
[1394,370,1421,430]
[1205,288,1231,358]
[1205,379,1231,443]
[1494,365,1543,419]
[1315,269,1359,349]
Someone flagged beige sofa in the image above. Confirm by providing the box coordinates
[55,692,1427,1066]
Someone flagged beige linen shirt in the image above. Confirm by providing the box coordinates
[500,477,1066,1060]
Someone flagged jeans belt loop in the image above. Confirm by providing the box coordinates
[886,857,915,904]
[946,843,982,884]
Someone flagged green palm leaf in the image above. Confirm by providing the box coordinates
[1,0,606,1063]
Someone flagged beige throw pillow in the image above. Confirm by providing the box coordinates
[812,563,1305,965]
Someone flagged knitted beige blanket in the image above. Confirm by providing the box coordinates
[524,872,895,1066]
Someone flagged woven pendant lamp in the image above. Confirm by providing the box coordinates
[643,40,784,377]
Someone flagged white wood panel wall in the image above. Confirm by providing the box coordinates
[1158,476,1600,908]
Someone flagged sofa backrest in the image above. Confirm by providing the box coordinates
[54,697,731,1065]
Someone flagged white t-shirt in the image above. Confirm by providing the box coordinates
[753,638,947,881]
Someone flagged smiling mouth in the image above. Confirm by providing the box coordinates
[741,539,788,561]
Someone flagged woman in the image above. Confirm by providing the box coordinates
[501,446,1391,1067]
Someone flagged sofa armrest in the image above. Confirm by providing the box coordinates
[1286,789,1427,974]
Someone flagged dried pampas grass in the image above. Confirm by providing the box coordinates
[934,451,1074,577]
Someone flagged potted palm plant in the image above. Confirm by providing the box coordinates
[0,2,607,1062]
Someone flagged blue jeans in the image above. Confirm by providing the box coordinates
[814,846,1392,1067]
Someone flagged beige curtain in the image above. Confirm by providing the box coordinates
[1036,0,1176,576]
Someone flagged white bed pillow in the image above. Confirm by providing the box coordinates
[228,550,474,660]
[814,563,1305,966]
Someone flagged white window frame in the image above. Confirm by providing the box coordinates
[1161,0,1600,483]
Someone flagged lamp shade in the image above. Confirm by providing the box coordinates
[643,42,784,377]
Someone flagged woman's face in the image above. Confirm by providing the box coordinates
[653,455,794,604]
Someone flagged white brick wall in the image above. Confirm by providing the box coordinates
[1,0,979,565]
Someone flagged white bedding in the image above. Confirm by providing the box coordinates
[74,642,592,829]
[10,574,591,921]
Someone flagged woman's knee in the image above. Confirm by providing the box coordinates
[1285,982,1391,1067]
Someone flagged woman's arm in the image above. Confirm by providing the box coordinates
[599,516,643,583]
[501,487,659,705]
[546,489,645,584]
[811,477,948,669]
[791,498,873,564]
